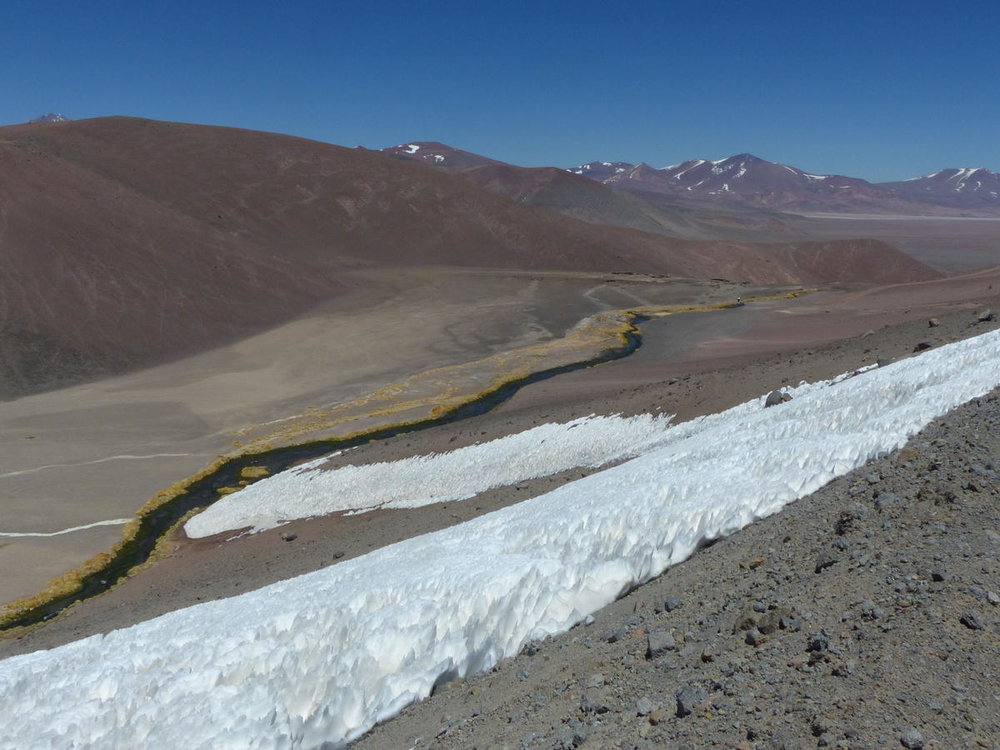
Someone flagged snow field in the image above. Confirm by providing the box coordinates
[185,413,675,537]
[1,329,999,750]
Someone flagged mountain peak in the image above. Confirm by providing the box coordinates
[29,113,70,123]
[380,141,504,170]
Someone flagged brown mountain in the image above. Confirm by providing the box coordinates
[0,118,940,398]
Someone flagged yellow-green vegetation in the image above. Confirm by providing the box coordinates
[0,519,141,630]
[235,289,812,452]
[130,507,206,579]
[1,287,814,632]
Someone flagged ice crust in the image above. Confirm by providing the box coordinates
[185,413,675,537]
[2,330,999,750]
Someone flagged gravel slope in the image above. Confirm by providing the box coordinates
[354,388,999,750]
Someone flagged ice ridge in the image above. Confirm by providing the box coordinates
[185,413,675,537]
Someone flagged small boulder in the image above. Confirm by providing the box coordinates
[765,390,792,408]
[675,684,705,718]
[927,317,940,328]
[913,341,934,352]
[900,727,925,749]
[646,629,676,659]
[960,612,984,630]
[977,308,995,322]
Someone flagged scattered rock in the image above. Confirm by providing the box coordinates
[580,693,609,715]
[663,596,683,612]
[764,390,792,407]
[806,631,830,653]
[603,627,627,643]
[675,684,705,718]
[646,629,676,659]
[814,555,837,574]
[912,341,934,352]
[977,308,995,322]
[757,609,787,635]
[927,318,940,328]
[900,726,925,749]
[744,628,767,647]
[960,612,984,630]
[280,532,298,542]
[635,697,653,716]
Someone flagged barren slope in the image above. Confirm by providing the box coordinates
[0,118,941,397]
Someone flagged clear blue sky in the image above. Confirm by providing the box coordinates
[4,0,998,182]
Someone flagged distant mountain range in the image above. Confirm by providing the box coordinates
[382,143,1000,216]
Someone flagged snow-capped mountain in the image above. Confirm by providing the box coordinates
[567,161,633,181]
[573,153,869,197]
[882,167,1000,205]
[653,154,869,195]
[28,113,70,123]
[569,154,1000,214]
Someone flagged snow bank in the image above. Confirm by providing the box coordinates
[185,413,674,537]
[2,330,999,750]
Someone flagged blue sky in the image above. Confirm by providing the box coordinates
[3,0,997,181]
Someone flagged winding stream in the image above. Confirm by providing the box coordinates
[1,323,646,631]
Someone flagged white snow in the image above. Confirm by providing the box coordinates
[670,159,707,179]
[432,154,445,163]
[804,173,828,181]
[403,144,420,154]
[2,329,1000,749]
[184,414,675,538]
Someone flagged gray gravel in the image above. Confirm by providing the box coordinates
[354,389,1000,749]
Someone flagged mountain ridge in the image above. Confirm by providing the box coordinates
[380,141,1000,215]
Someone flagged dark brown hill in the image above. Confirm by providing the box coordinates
[0,118,941,398]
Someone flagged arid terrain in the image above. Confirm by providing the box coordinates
[2,116,1000,749]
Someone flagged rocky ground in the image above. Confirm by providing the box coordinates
[355,388,1000,750]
